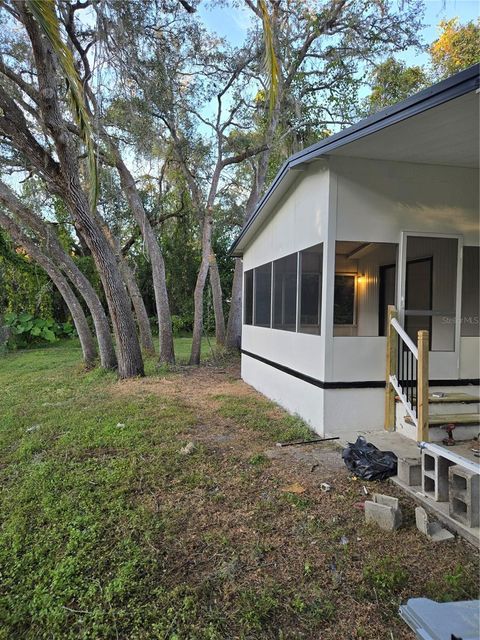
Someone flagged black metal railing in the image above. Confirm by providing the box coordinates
[397,337,418,417]
[390,316,419,424]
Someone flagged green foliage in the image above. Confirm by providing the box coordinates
[430,18,480,79]
[0,230,54,319]
[367,57,428,112]
[171,314,186,336]
[426,564,479,602]
[3,312,75,348]
[26,0,98,208]
[362,557,409,600]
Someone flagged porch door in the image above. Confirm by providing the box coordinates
[398,233,462,380]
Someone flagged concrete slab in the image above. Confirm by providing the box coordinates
[337,429,480,547]
[355,429,421,460]
[438,439,480,464]
[393,476,480,547]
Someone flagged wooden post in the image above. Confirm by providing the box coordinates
[384,305,397,431]
[417,329,430,442]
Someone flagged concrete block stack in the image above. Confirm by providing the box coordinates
[448,465,479,528]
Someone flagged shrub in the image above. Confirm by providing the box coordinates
[3,312,75,348]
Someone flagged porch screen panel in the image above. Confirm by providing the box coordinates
[461,246,480,337]
[254,263,272,327]
[244,269,253,325]
[406,236,458,351]
[273,253,297,331]
[299,243,323,334]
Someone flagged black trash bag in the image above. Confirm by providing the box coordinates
[342,436,397,481]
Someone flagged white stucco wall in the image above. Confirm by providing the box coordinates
[242,354,325,435]
[331,337,386,381]
[240,156,479,437]
[460,338,480,379]
[323,388,385,437]
[242,161,330,380]
[242,161,330,271]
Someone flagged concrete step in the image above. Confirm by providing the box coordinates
[396,392,480,403]
[397,415,480,443]
[429,402,480,416]
[428,392,480,404]
[404,412,480,427]
[396,394,480,416]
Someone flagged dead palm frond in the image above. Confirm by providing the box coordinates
[26,0,98,209]
[259,0,279,112]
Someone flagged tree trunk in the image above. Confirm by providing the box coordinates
[49,240,117,369]
[0,180,117,370]
[190,216,213,365]
[209,255,225,345]
[33,250,97,368]
[120,258,156,355]
[98,218,155,356]
[225,257,243,349]
[23,13,144,378]
[52,252,117,369]
[104,143,175,364]
[0,212,96,367]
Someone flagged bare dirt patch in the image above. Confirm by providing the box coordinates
[109,358,479,639]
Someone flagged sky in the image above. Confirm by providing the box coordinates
[199,0,479,67]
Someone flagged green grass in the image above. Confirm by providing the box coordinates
[173,335,213,363]
[0,340,201,639]
[0,339,315,639]
[215,394,312,443]
[1,340,478,640]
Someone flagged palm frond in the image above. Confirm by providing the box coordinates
[26,0,98,209]
[259,0,279,113]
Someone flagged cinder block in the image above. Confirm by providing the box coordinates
[365,494,402,531]
[448,465,480,528]
[398,457,422,486]
[422,450,454,502]
[415,507,454,542]
[371,493,399,509]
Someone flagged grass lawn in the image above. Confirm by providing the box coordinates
[0,340,478,639]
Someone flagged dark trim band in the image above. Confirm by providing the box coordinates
[241,350,384,389]
[241,349,480,390]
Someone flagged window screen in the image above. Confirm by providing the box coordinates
[334,275,356,325]
[299,244,323,334]
[244,269,253,325]
[254,263,272,327]
[461,246,480,337]
[273,253,298,331]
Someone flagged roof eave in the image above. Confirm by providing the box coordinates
[230,63,480,257]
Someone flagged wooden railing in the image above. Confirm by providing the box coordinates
[385,305,429,442]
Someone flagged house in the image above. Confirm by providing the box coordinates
[231,65,480,444]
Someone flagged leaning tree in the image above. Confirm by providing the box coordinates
[0,0,144,377]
